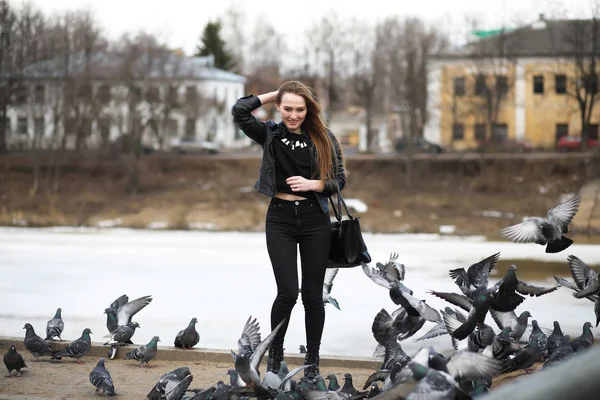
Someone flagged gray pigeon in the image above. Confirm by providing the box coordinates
[528,320,548,359]
[23,323,54,361]
[174,318,200,349]
[147,366,193,400]
[501,339,541,374]
[104,294,153,335]
[554,256,600,326]
[500,195,581,253]
[51,328,92,363]
[405,361,462,400]
[125,335,160,367]
[45,308,64,341]
[105,322,141,359]
[3,345,27,377]
[89,358,117,396]
[232,316,286,389]
[227,368,247,388]
[491,327,521,360]
[543,335,574,369]
[490,309,532,343]
[546,321,565,356]
[571,321,594,352]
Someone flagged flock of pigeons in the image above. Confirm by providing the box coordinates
[3,193,598,399]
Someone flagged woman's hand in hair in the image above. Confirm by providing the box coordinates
[286,176,325,192]
[257,91,279,105]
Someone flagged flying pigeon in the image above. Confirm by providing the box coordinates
[125,335,160,367]
[3,345,27,377]
[104,294,153,335]
[174,318,200,349]
[45,308,64,341]
[51,328,92,363]
[500,195,581,253]
[89,358,117,396]
[554,255,600,326]
[232,316,286,389]
[323,268,341,310]
[23,323,54,361]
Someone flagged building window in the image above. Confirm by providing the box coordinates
[555,124,568,142]
[145,87,160,103]
[185,86,197,104]
[453,77,465,96]
[452,123,464,140]
[34,118,44,137]
[555,74,567,94]
[185,118,195,138]
[34,85,45,104]
[496,75,508,95]
[167,119,178,137]
[13,85,27,104]
[167,86,178,104]
[589,124,599,140]
[474,124,486,141]
[475,74,486,96]
[98,85,111,104]
[98,117,111,140]
[492,123,508,141]
[533,75,544,94]
[17,117,27,134]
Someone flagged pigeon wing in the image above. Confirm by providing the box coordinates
[323,268,339,295]
[237,316,261,354]
[489,310,517,331]
[467,252,500,288]
[500,219,544,243]
[250,318,287,372]
[516,280,558,297]
[428,291,473,312]
[567,255,598,290]
[109,294,129,314]
[116,295,152,326]
[446,351,502,380]
[547,195,580,231]
[165,374,193,400]
[362,263,392,289]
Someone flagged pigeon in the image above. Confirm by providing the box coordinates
[299,345,307,354]
[500,195,581,253]
[104,294,152,335]
[543,335,574,369]
[528,320,548,359]
[404,360,466,400]
[554,256,600,326]
[340,373,360,396]
[414,307,464,342]
[174,318,200,349]
[448,252,500,297]
[105,321,141,355]
[375,252,406,282]
[126,335,160,367]
[89,358,117,396]
[323,268,341,310]
[232,316,286,389]
[3,345,27,377]
[501,339,541,374]
[51,328,92,363]
[361,262,412,295]
[547,321,565,356]
[45,307,64,341]
[491,327,521,360]
[23,323,54,361]
[226,368,247,388]
[326,373,341,391]
[489,310,532,343]
[441,308,495,352]
[571,321,594,352]
[371,308,409,359]
[147,366,193,400]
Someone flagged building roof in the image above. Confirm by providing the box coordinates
[435,16,600,59]
[18,51,246,83]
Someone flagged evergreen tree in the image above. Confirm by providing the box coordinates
[194,20,237,71]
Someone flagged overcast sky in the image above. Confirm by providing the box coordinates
[34,0,591,55]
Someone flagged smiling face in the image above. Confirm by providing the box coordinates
[277,92,307,133]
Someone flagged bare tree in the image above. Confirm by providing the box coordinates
[549,6,600,150]
[0,0,16,153]
[219,1,247,74]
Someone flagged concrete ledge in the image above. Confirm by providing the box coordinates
[0,336,380,370]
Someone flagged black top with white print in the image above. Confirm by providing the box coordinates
[272,130,316,201]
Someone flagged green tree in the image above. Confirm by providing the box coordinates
[195,20,237,71]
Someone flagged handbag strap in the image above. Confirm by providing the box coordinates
[328,188,355,222]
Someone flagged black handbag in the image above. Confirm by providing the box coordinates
[327,191,371,268]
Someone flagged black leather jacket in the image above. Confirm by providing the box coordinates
[231,94,346,214]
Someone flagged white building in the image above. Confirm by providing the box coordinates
[4,51,249,151]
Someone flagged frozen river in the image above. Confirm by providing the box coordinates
[1,227,599,358]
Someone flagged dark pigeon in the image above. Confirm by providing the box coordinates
[547,321,565,356]
[492,327,521,360]
[3,345,27,377]
[23,323,53,361]
[528,320,548,359]
[174,318,200,349]
[51,328,92,363]
[571,322,594,352]
[543,335,574,369]
[326,374,340,391]
[501,339,541,374]
[89,358,117,396]
[45,308,64,341]
[104,294,152,335]
[147,366,193,400]
[554,257,600,327]
[500,195,581,253]
[448,252,500,297]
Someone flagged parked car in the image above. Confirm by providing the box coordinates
[394,136,444,154]
[556,136,600,152]
[170,138,220,154]
[476,138,533,153]
[110,135,157,154]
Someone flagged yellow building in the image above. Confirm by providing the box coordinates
[424,15,600,151]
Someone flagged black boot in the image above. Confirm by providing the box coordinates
[268,346,284,374]
[303,351,320,381]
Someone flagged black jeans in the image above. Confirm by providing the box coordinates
[265,197,331,355]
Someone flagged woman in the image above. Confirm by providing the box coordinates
[231,81,346,380]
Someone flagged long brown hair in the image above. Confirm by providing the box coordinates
[276,81,343,182]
